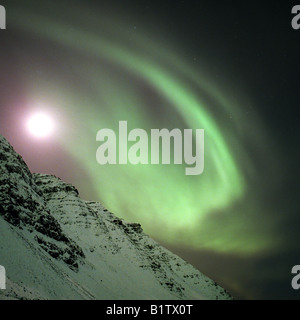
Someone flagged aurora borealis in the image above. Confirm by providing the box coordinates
[0,0,299,299]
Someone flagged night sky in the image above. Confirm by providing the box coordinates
[0,0,299,299]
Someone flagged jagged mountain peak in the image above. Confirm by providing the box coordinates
[0,134,232,300]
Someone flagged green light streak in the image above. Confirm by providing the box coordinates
[9,1,280,255]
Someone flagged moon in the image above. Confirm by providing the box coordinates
[27,113,54,138]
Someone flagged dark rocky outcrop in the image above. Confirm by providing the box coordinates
[0,134,232,300]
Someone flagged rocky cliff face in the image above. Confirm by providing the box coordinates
[0,135,231,300]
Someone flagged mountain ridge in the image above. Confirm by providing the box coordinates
[0,134,232,300]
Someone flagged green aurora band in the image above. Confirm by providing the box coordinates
[9,1,281,256]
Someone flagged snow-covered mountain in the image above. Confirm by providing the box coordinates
[0,135,232,300]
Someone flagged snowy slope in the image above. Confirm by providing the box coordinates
[0,135,232,300]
